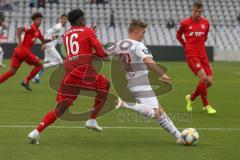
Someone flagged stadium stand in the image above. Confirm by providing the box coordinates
[1,0,240,52]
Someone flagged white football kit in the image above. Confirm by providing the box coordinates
[113,39,159,108]
[0,45,4,66]
[44,23,65,67]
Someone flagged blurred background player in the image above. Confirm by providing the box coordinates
[0,11,7,67]
[28,9,110,144]
[176,1,216,114]
[113,19,184,144]
[0,12,58,91]
[32,13,68,83]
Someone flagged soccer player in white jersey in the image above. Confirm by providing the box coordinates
[33,14,68,83]
[0,46,5,68]
[112,19,183,144]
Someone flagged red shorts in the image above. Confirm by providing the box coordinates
[187,56,212,76]
[11,47,40,68]
[56,73,109,104]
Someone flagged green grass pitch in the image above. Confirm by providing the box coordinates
[0,60,240,160]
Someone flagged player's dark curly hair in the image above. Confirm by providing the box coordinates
[68,9,84,25]
[31,12,43,20]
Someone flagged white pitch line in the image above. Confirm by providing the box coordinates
[234,72,240,76]
[0,125,240,131]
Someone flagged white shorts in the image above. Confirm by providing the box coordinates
[44,46,63,64]
[127,75,159,109]
[0,46,4,54]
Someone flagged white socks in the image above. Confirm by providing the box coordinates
[43,61,62,68]
[120,100,181,139]
[0,47,4,65]
[157,112,181,139]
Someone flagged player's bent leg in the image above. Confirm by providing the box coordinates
[28,99,73,144]
[206,76,213,88]
[22,62,43,91]
[185,69,207,112]
[155,108,182,143]
[115,100,183,143]
[85,75,110,132]
[0,67,18,83]
[196,70,216,114]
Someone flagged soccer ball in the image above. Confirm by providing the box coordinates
[181,128,199,146]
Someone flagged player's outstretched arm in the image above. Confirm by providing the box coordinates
[87,29,108,58]
[143,57,171,84]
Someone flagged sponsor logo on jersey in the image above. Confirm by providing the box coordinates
[189,32,205,37]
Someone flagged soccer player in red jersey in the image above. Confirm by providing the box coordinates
[0,12,57,91]
[176,1,216,114]
[28,9,110,144]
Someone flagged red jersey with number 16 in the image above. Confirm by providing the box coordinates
[62,26,106,77]
[176,17,210,58]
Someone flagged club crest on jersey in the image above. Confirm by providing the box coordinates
[201,24,205,29]
[142,49,152,55]
[196,63,201,68]
[189,26,192,29]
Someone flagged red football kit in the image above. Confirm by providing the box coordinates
[35,26,109,133]
[11,23,44,68]
[176,17,212,76]
[57,26,109,105]
[0,23,44,85]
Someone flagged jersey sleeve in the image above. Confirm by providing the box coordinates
[38,30,44,42]
[87,28,106,57]
[23,24,32,33]
[205,21,210,42]
[176,21,186,47]
[135,43,153,62]
[45,24,61,39]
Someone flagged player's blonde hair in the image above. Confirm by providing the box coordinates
[193,1,203,8]
[128,19,148,33]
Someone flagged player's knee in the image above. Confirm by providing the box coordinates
[56,99,73,116]
[10,68,17,74]
[206,78,213,88]
[101,78,110,92]
[36,62,43,67]
[199,75,208,83]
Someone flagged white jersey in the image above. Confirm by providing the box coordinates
[45,23,65,47]
[113,39,153,80]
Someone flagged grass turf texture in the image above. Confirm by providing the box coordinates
[0,60,240,160]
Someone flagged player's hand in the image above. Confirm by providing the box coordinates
[161,74,171,84]
[52,35,59,40]
[41,44,46,50]
[91,23,97,31]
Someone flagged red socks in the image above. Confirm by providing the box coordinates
[25,65,43,84]
[191,82,209,107]
[90,89,109,119]
[0,70,15,83]
[36,108,60,133]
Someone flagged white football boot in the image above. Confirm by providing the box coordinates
[85,119,103,132]
[115,98,124,109]
[28,129,40,144]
